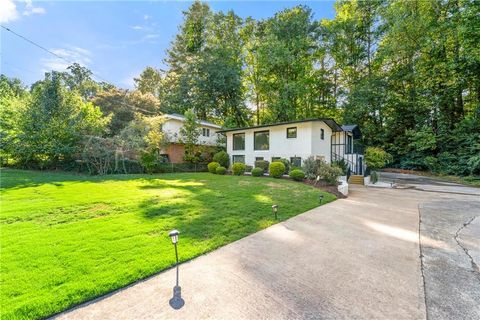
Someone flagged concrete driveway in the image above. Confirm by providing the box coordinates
[55,174,479,320]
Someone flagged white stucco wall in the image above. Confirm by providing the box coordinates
[226,121,334,167]
[162,119,219,146]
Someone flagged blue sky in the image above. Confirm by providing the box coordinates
[1,1,336,89]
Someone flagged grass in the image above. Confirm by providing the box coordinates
[0,169,335,320]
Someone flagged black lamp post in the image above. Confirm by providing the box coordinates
[319,194,324,204]
[168,229,184,309]
[272,204,278,220]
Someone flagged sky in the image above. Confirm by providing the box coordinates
[1,0,336,89]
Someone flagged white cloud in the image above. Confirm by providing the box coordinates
[143,14,150,20]
[131,25,144,30]
[0,0,45,23]
[41,46,92,72]
[0,0,19,23]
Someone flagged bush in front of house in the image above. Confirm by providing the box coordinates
[269,162,285,178]
[317,162,343,185]
[208,162,220,174]
[232,163,246,176]
[289,169,305,181]
[216,166,227,175]
[302,156,319,179]
[251,167,264,177]
[254,160,269,172]
[273,158,290,173]
[245,165,253,173]
[213,151,229,168]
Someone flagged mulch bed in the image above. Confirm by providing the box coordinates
[301,179,347,199]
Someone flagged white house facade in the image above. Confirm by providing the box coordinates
[218,119,364,175]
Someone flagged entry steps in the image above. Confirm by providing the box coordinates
[348,175,364,185]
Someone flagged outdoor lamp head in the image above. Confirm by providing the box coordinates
[272,204,278,213]
[169,230,179,244]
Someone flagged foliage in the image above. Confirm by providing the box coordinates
[370,171,378,184]
[208,161,220,174]
[289,169,305,181]
[251,167,264,177]
[254,160,269,172]
[364,147,391,170]
[140,150,157,174]
[273,158,290,173]
[467,156,480,176]
[232,162,246,175]
[317,161,342,185]
[179,109,201,163]
[81,136,117,175]
[1,169,335,319]
[302,156,319,180]
[215,166,227,175]
[213,150,229,168]
[134,67,163,98]
[245,165,253,172]
[269,161,285,178]
[332,159,349,175]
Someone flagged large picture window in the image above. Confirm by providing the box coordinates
[290,157,302,168]
[232,155,245,164]
[254,130,269,150]
[233,133,245,150]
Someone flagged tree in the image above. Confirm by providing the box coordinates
[134,67,163,98]
[14,72,110,168]
[179,109,200,163]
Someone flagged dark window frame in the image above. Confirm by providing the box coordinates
[254,130,270,150]
[255,157,264,161]
[232,133,245,151]
[286,127,297,139]
[290,157,302,168]
[321,128,325,140]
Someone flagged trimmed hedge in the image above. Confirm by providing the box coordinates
[216,166,227,175]
[208,162,220,174]
[251,167,264,177]
[232,163,246,176]
[273,158,290,173]
[289,169,305,181]
[254,160,269,172]
[269,162,285,178]
[213,151,229,168]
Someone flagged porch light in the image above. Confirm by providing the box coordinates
[272,204,278,220]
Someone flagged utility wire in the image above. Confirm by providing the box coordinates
[1,25,157,115]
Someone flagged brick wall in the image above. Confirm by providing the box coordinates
[166,143,186,163]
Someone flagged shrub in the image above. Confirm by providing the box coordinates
[365,147,392,170]
[216,166,227,175]
[332,159,349,175]
[302,156,318,180]
[254,160,269,172]
[289,169,305,181]
[232,163,246,176]
[467,155,480,175]
[371,171,379,184]
[140,151,157,174]
[273,158,290,173]
[251,167,264,177]
[213,151,229,168]
[317,162,342,185]
[207,161,220,174]
[245,165,253,173]
[269,162,285,178]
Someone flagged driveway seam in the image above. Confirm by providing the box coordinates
[417,203,429,320]
[453,216,480,277]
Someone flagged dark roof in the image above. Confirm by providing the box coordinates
[341,124,361,139]
[216,118,344,133]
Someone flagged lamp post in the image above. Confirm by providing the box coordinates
[168,229,184,309]
[272,204,278,220]
[319,194,324,204]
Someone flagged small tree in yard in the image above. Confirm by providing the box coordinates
[364,147,392,183]
[180,109,201,163]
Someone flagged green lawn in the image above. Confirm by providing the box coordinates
[0,169,335,319]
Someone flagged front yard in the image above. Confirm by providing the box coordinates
[0,169,334,319]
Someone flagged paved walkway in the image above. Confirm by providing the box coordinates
[55,175,479,319]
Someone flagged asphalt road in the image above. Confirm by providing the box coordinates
[54,173,480,319]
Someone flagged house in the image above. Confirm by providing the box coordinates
[217,119,364,175]
[161,113,222,163]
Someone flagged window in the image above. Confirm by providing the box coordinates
[254,130,269,150]
[347,135,353,154]
[233,133,245,150]
[271,157,281,162]
[290,157,302,168]
[255,157,264,161]
[232,155,245,164]
[202,128,210,137]
[321,129,325,140]
[286,127,297,138]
